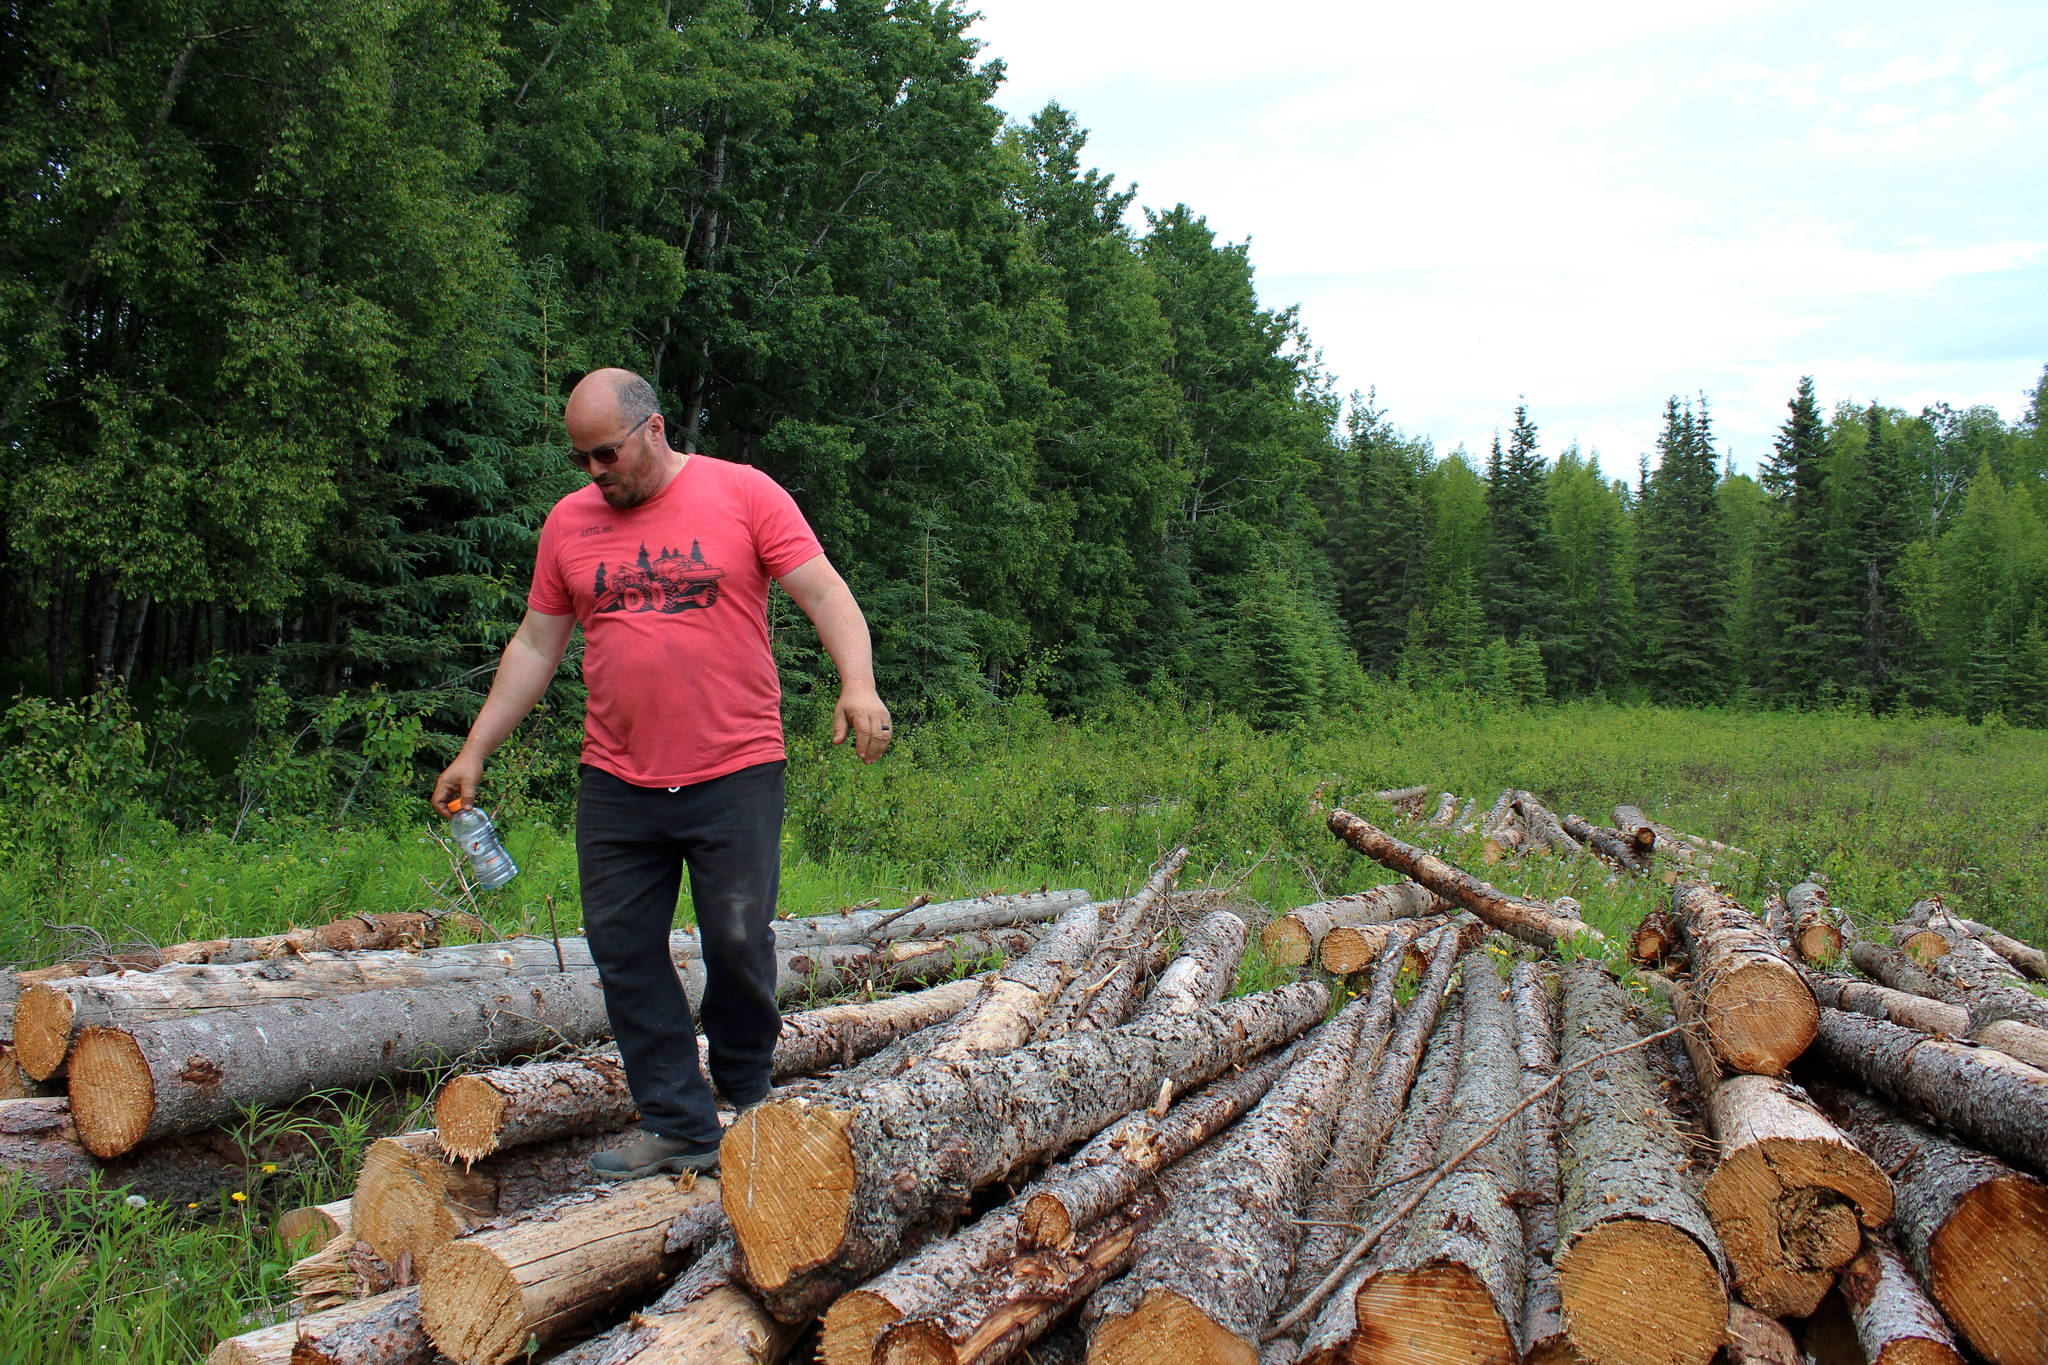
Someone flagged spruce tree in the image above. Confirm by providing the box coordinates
[1752,377,1829,702]
[1482,403,1562,690]
[1331,394,1427,674]
[1636,397,1730,702]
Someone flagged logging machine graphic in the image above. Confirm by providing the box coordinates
[592,540,725,614]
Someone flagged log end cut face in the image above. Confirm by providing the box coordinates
[721,1100,856,1293]
[1018,1191,1076,1251]
[417,1240,527,1365]
[13,985,76,1081]
[1090,1288,1258,1365]
[1351,1262,1518,1365]
[820,1289,900,1365]
[64,1025,156,1158]
[1699,962,1817,1075]
[434,1075,512,1164]
[1261,919,1313,970]
[1557,1217,1728,1365]
[1700,1129,1892,1318]
[1927,1174,2048,1365]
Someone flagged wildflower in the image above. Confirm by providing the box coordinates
[231,1191,247,1203]
[187,1202,198,1209]
[124,1194,146,1209]
[260,1163,278,1174]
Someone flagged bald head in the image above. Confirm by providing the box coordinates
[565,367,684,508]
[567,367,659,432]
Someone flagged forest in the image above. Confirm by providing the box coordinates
[6,0,2048,778]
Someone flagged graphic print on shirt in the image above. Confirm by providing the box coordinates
[592,540,726,614]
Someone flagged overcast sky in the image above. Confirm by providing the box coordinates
[964,0,2048,479]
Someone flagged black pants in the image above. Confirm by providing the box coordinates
[576,760,785,1147]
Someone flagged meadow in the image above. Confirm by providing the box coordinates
[3,688,2045,1361]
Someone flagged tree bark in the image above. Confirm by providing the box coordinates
[1428,791,1460,827]
[1785,882,1845,966]
[774,890,1091,948]
[1611,805,1689,864]
[1554,965,1728,1365]
[817,1045,1301,1365]
[1316,915,1444,977]
[1806,1082,2048,1365]
[1509,963,1572,1365]
[1723,1303,1802,1365]
[1130,911,1246,1021]
[559,1236,799,1365]
[1834,1234,1964,1365]
[1850,937,2048,1034]
[1513,791,1583,858]
[924,907,1100,1062]
[416,1173,725,1365]
[723,982,1328,1321]
[286,1288,433,1365]
[1284,925,1470,1301]
[1806,970,2048,1072]
[434,977,984,1162]
[1561,814,1649,876]
[1084,990,1384,1364]
[1669,881,1817,1076]
[2,1095,309,1210]
[1376,786,1431,817]
[1288,999,1464,1365]
[1326,811,1596,952]
[1808,1007,2048,1177]
[1031,850,1188,1040]
[1312,957,1526,1365]
[1932,917,2048,981]
[66,933,1028,1158]
[204,1289,413,1365]
[872,1190,1163,1365]
[1258,884,1446,969]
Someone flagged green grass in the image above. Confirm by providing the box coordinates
[5,690,2048,1359]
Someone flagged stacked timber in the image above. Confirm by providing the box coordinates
[1257,882,1446,970]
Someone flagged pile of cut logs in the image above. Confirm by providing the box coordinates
[7,789,2047,1365]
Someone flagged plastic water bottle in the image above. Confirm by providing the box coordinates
[448,800,518,889]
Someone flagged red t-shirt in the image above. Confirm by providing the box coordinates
[528,455,823,787]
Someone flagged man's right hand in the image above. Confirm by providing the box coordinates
[432,753,484,816]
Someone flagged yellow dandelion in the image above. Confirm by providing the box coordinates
[260,1163,277,1174]
[187,1202,198,1209]
[230,1191,247,1203]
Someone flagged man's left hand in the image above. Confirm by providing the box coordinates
[834,687,893,763]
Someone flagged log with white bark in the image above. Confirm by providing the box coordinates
[1807,1082,2048,1365]
[1784,881,1846,966]
[434,977,985,1162]
[1084,989,1383,1364]
[203,1287,417,1365]
[1669,881,1817,1075]
[1554,965,1728,1365]
[1922,914,2048,981]
[1805,970,2048,1072]
[417,1173,726,1365]
[555,1235,797,1365]
[1287,1000,1464,1365]
[1834,1234,1964,1365]
[1428,791,1460,827]
[1850,936,2048,1035]
[65,932,1031,1158]
[1561,813,1650,876]
[1283,925,1471,1302]
[1376,786,1432,817]
[723,982,1328,1321]
[1257,883,1446,970]
[1129,911,1246,1021]
[924,906,1100,1061]
[1667,979,1891,1317]
[1808,1006,2048,1177]
[1513,791,1583,858]
[1033,849,1189,1040]
[1305,957,1526,1365]
[817,1043,1301,1365]
[286,1288,431,1365]
[1326,811,1598,951]
[1611,805,1690,864]
[1510,963,1571,1365]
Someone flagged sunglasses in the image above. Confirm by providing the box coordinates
[570,412,655,470]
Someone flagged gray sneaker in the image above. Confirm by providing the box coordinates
[587,1129,721,1181]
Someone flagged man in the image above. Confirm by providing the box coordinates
[432,367,891,1179]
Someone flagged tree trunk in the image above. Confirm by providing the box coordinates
[818,1044,1300,1365]
[873,1190,1163,1365]
[66,934,1029,1158]
[1628,910,1682,970]
[1084,990,1383,1365]
[1509,963,1571,1365]
[1258,883,1446,969]
[774,890,1090,948]
[925,908,1100,1062]
[0,1042,58,1098]
[1284,926,1470,1301]
[1288,1000,1464,1364]
[1130,911,1246,1021]
[417,1174,725,1365]
[1611,805,1688,864]
[1325,811,1595,951]
[1806,1082,2048,1365]
[203,1289,413,1365]
[1034,850,1189,1040]
[1849,937,2048,1034]
[1317,958,1527,1365]
[724,982,1329,1321]
[1317,915,1445,977]
[1834,1234,1963,1365]
[1375,786,1431,816]
[1808,1007,2048,1177]
[1428,791,1459,827]
[1512,791,1583,858]
[1561,814,1649,876]
[1554,965,1728,1365]
[1479,790,1516,840]
[1806,971,2048,1072]
[1669,882,1817,1076]
[574,1236,800,1365]
[434,978,984,1162]
[1938,918,2048,981]
[2,1095,308,1210]
[286,1288,433,1365]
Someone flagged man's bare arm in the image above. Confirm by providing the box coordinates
[431,609,577,812]
[777,554,892,763]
